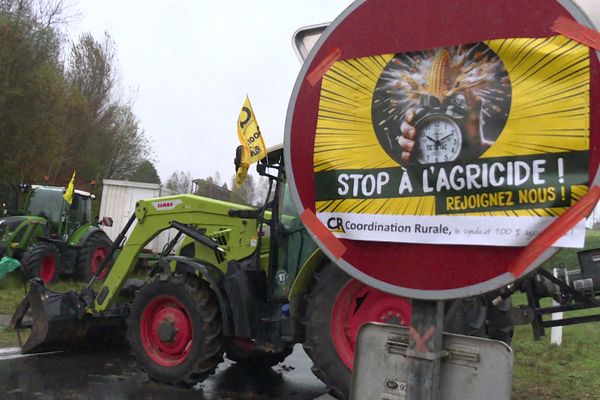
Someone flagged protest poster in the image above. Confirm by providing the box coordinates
[313,36,589,247]
[284,0,600,297]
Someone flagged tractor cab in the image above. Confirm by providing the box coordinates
[22,185,94,240]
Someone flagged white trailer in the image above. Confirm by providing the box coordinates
[99,179,176,253]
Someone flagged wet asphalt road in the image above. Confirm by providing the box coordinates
[0,344,328,400]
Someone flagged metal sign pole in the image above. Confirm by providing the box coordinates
[406,300,445,400]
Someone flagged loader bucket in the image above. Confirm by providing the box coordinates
[10,283,127,354]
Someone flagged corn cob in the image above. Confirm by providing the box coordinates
[428,49,451,101]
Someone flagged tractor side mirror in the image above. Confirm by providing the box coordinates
[257,163,267,175]
[100,217,113,227]
[234,145,243,173]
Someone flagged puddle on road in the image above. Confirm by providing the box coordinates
[0,345,327,399]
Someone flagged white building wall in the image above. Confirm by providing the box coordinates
[100,180,176,253]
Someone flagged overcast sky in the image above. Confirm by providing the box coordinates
[69,0,597,185]
[69,1,353,185]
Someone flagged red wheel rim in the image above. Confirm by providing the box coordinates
[39,254,56,284]
[91,246,108,279]
[140,295,194,367]
[331,279,411,370]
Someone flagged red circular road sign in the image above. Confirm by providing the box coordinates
[284,0,600,299]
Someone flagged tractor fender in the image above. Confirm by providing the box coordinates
[288,249,327,319]
[160,255,233,336]
[36,237,68,248]
[69,225,104,247]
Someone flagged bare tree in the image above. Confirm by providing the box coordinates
[0,0,151,188]
[103,104,150,180]
[229,174,269,206]
[165,171,192,194]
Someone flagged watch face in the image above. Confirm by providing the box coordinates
[414,115,462,164]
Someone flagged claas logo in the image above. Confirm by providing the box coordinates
[327,217,345,233]
[152,199,182,211]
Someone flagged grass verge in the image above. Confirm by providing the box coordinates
[511,229,600,399]
[512,294,600,399]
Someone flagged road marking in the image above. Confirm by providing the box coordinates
[0,347,62,361]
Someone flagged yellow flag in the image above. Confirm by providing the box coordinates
[63,171,76,204]
[235,163,249,187]
[236,95,267,185]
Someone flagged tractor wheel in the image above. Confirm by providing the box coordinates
[76,232,112,281]
[225,338,293,368]
[127,274,224,386]
[303,263,411,400]
[21,242,62,284]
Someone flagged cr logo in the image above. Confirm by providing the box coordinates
[327,217,345,232]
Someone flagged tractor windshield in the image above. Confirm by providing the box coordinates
[279,183,299,222]
[24,187,64,226]
[65,194,91,233]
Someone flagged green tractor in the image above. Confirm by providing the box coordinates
[12,146,510,400]
[0,184,112,283]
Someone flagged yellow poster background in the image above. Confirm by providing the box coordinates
[314,35,590,217]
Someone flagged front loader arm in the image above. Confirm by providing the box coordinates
[92,194,257,312]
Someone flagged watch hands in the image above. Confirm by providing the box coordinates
[439,133,454,142]
[425,135,440,144]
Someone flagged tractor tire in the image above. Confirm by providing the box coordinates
[225,338,293,368]
[127,274,224,387]
[303,262,411,400]
[21,242,62,284]
[76,232,112,281]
